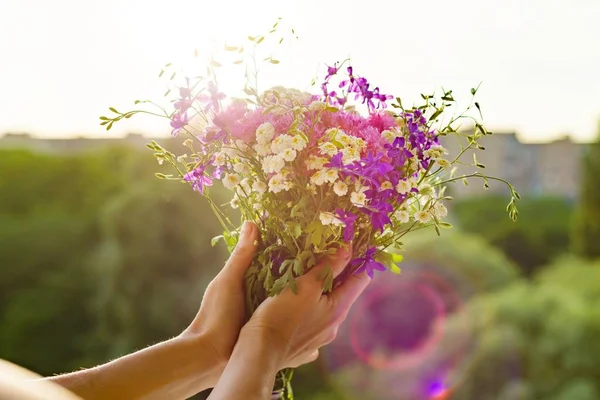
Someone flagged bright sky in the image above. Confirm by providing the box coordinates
[1,0,599,142]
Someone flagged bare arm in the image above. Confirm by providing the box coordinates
[45,334,224,400]
[209,241,370,400]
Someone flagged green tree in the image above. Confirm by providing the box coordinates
[452,196,573,276]
[451,257,600,400]
[572,121,600,259]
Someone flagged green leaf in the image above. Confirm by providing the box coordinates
[158,70,164,78]
[108,107,118,113]
[270,274,288,296]
[154,173,167,179]
[269,59,280,64]
[375,251,402,275]
[316,265,333,292]
[292,223,302,238]
[211,235,224,247]
[256,36,265,44]
[279,259,294,274]
[429,107,444,121]
[224,44,239,51]
[288,272,298,294]
[293,258,303,275]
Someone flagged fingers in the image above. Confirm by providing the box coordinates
[329,271,370,315]
[297,246,352,295]
[219,221,258,281]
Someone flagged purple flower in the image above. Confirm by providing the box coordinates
[351,247,386,279]
[335,209,357,242]
[362,200,393,232]
[326,152,345,169]
[183,165,213,194]
[170,112,189,136]
[325,63,339,80]
[198,81,226,113]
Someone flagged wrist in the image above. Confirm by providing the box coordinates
[238,325,289,368]
[177,333,228,389]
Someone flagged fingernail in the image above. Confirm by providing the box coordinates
[240,221,251,240]
[338,246,352,259]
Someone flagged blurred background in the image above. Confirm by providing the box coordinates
[1,0,599,399]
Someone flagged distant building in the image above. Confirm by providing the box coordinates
[0,131,585,199]
[441,132,583,200]
[0,132,160,153]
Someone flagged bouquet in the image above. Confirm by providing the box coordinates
[101,22,519,398]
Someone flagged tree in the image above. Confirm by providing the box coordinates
[452,196,573,276]
[572,120,600,259]
[450,257,600,400]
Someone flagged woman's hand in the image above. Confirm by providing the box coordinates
[182,220,260,381]
[209,235,371,400]
[242,244,370,369]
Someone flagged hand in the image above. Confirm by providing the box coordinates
[182,221,259,380]
[241,244,371,369]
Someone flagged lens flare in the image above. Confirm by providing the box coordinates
[322,260,521,399]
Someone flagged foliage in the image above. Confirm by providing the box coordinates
[452,196,573,276]
[0,147,227,378]
[572,121,600,259]
[451,257,600,400]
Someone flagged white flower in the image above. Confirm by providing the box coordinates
[341,147,361,164]
[262,155,285,174]
[436,158,451,169]
[396,179,412,194]
[352,138,367,150]
[333,181,348,196]
[239,178,252,194]
[351,191,367,207]
[394,209,410,224]
[305,155,329,170]
[423,145,447,160]
[319,212,344,226]
[177,154,188,163]
[310,169,328,186]
[415,210,432,224]
[268,173,292,193]
[281,148,297,162]
[324,169,339,183]
[253,144,271,157]
[432,202,448,218]
[233,163,250,175]
[214,151,227,166]
[336,133,352,146]
[223,173,241,190]
[290,136,307,151]
[230,195,240,209]
[256,122,275,145]
[381,181,393,191]
[252,180,267,194]
[319,142,339,156]
[271,134,294,154]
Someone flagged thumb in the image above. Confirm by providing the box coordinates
[220,221,258,281]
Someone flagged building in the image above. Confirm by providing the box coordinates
[0,131,585,199]
[441,132,583,200]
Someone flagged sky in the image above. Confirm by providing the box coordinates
[0,0,599,142]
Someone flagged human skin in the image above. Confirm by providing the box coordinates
[38,221,369,400]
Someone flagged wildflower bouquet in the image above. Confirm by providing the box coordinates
[101,23,519,397]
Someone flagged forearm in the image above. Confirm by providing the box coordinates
[208,328,283,400]
[47,334,225,400]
